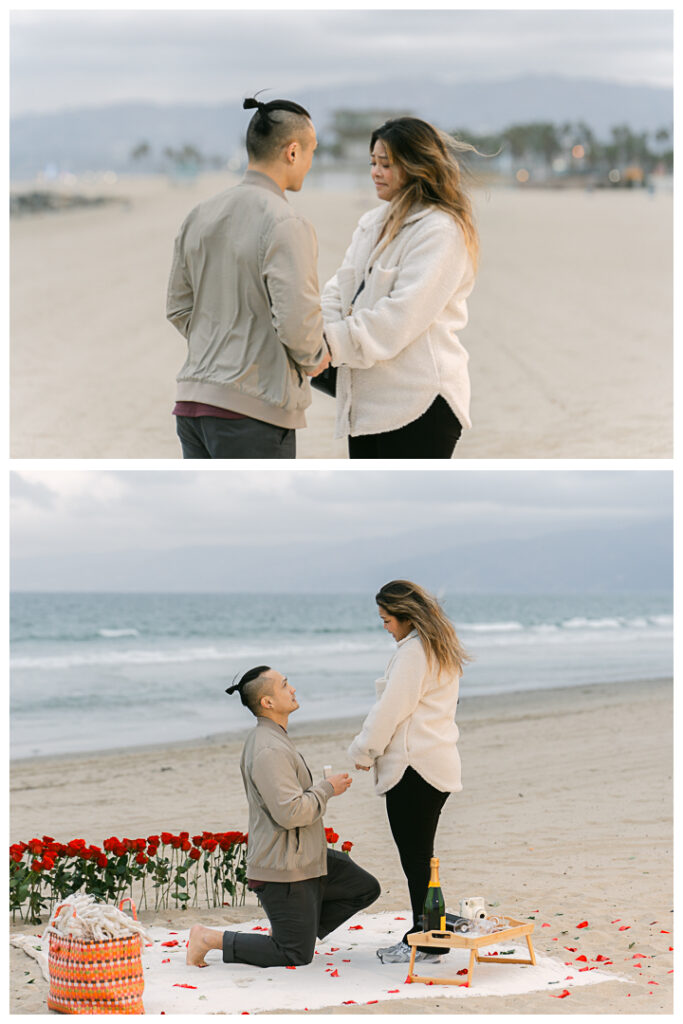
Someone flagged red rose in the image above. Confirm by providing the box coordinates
[97,854,108,869]
[27,839,43,856]
[189,848,201,861]
[31,859,43,873]
[192,835,203,846]
[160,832,174,845]
[341,841,353,853]
[42,836,56,844]
[147,835,160,846]
[148,845,158,858]
[179,831,189,841]
[42,856,55,870]
[202,838,218,852]
[135,852,149,866]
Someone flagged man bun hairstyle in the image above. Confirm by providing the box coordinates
[243,95,313,161]
[225,664,273,716]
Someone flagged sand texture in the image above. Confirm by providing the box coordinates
[10,174,672,458]
[10,678,673,1013]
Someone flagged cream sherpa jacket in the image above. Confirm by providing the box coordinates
[322,203,475,438]
[348,631,462,796]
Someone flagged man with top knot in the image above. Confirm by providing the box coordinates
[166,96,330,459]
[185,666,381,969]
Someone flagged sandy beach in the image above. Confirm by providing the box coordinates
[10,676,673,1014]
[10,173,672,459]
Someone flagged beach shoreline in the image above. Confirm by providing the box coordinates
[8,675,671,769]
[10,675,673,1013]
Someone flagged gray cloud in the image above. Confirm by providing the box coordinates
[10,9,673,116]
[10,471,673,570]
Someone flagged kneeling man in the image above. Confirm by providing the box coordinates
[187,666,381,967]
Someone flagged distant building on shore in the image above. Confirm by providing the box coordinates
[319,109,414,164]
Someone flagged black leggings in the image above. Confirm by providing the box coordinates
[385,766,450,945]
[348,395,462,460]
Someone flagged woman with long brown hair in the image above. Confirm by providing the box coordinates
[348,580,470,963]
[322,117,480,459]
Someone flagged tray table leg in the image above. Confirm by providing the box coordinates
[408,943,417,979]
[466,947,476,986]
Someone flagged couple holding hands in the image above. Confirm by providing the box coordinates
[167,96,479,459]
[187,581,468,969]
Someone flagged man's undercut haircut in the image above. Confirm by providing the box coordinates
[226,664,274,716]
[243,96,313,162]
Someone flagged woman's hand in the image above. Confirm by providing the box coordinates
[355,763,372,771]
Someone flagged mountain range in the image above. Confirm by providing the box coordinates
[10,74,673,179]
[10,520,672,594]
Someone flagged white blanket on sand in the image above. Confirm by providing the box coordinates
[12,910,624,1013]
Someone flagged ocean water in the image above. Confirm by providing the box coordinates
[10,591,672,760]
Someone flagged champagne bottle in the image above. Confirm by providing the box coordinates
[423,857,446,932]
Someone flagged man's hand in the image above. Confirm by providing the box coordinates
[327,772,352,796]
[308,350,331,377]
[355,763,372,771]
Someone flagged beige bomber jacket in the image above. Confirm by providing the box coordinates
[166,171,326,429]
[241,717,335,882]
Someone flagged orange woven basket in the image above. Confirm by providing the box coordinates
[47,898,145,1014]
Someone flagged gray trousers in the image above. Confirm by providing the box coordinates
[176,414,296,459]
[222,849,381,967]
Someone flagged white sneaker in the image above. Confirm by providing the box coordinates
[376,940,443,964]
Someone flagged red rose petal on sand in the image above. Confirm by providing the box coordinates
[285,966,296,970]
[161,941,179,947]
[619,926,631,931]
[394,916,406,920]
[388,989,399,993]
[551,989,571,999]
[173,984,197,989]
[564,947,577,952]
[576,921,589,929]
[669,947,674,952]
[329,970,339,977]
[169,932,178,935]
[542,923,550,928]
[343,959,351,963]
[349,925,363,930]
[661,930,670,934]
[612,919,621,924]
[342,1001,356,1005]
[367,999,378,1003]
[594,955,609,962]
[329,947,339,952]
[576,955,588,962]
[457,968,468,976]
[162,959,170,964]
[404,975,413,984]
[565,976,574,980]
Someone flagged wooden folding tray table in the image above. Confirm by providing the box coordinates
[406,915,536,988]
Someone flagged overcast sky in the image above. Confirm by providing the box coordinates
[10,7,673,117]
[10,469,672,565]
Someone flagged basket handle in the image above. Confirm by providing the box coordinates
[118,897,138,920]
